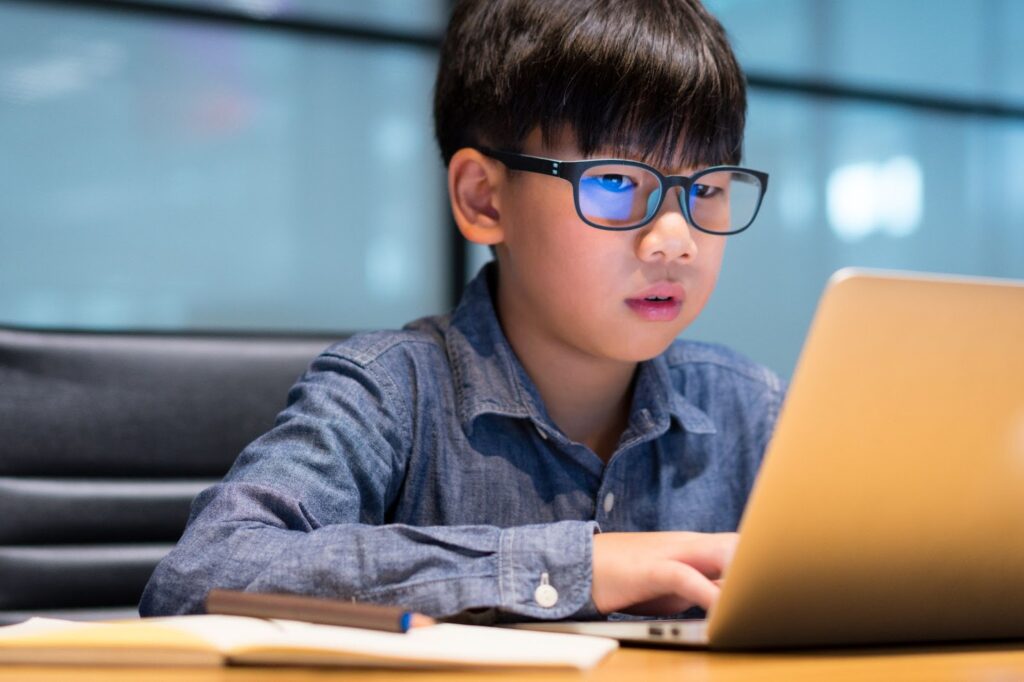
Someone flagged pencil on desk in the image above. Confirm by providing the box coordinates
[205,589,434,633]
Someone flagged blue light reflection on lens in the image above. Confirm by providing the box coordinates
[579,176,636,221]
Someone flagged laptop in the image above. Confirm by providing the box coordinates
[511,268,1024,650]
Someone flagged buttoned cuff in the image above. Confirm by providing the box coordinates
[496,520,599,620]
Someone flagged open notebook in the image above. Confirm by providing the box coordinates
[0,615,617,670]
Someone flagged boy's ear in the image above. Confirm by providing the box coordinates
[448,148,506,246]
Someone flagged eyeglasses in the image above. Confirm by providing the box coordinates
[474,146,769,235]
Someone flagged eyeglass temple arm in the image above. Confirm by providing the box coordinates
[472,146,561,177]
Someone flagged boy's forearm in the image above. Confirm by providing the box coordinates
[139,482,599,621]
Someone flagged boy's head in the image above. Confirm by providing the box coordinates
[434,0,758,366]
[434,0,746,170]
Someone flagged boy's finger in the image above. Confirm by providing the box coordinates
[667,533,739,576]
[662,561,720,611]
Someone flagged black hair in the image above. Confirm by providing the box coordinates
[433,0,746,169]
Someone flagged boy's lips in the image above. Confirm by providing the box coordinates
[625,283,686,322]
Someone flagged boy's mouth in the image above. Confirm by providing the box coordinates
[626,283,686,321]
[626,297,683,321]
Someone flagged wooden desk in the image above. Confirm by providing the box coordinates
[3,643,1024,682]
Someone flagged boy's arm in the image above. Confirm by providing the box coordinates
[139,350,598,621]
[139,484,599,620]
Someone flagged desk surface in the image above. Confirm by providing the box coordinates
[3,643,1024,682]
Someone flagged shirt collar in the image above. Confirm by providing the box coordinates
[445,263,547,433]
[445,262,716,437]
[632,353,718,435]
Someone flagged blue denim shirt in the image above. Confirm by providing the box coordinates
[140,264,786,621]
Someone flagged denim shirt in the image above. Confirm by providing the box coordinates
[140,263,786,621]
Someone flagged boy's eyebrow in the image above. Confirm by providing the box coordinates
[590,149,713,175]
[530,126,718,171]
[588,140,710,171]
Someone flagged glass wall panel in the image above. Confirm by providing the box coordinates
[0,2,446,332]
[5,0,1022,377]
[130,0,449,34]
[686,92,1024,377]
[708,0,1023,106]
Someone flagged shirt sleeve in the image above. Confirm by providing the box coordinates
[139,349,599,621]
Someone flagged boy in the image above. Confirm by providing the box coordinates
[141,0,784,622]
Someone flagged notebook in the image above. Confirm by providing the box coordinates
[512,268,1024,650]
[0,614,617,669]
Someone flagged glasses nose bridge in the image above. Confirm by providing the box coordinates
[647,174,692,225]
[660,174,692,194]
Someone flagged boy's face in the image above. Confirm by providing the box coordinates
[484,128,727,366]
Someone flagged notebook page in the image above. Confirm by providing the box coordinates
[146,614,292,651]
[0,617,223,666]
[0,618,100,639]
[235,620,618,670]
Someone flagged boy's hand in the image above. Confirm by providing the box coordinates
[591,532,738,616]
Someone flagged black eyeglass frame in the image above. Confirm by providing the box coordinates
[473,146,769,235]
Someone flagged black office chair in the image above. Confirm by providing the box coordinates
[0,326,339,624]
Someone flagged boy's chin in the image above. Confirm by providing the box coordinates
[608,333,681,364]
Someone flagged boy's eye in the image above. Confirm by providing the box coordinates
[693,183,723,199]
[587,174,637,192]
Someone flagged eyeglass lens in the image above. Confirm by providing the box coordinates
[577,164,763,232]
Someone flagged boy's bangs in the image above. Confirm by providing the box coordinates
[527,3,746,169]
[435,0,746,168]
[535,73,744,171]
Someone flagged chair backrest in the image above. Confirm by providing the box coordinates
[0,326,338,624]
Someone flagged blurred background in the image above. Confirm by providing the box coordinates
[1,0,1021,378]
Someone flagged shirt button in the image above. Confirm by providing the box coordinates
[603,492,615,513]
[534,572,559,608]
[534,423,548,440]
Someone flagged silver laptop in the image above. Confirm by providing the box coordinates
[511,268,1024,649]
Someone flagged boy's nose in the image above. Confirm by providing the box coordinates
[636,191,698,263]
